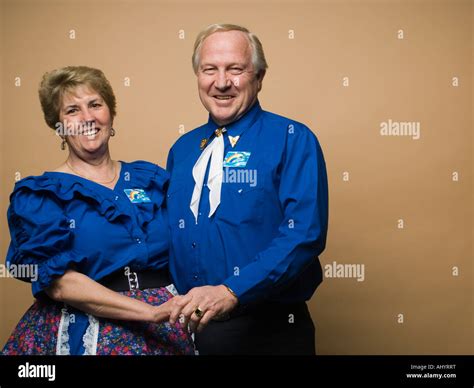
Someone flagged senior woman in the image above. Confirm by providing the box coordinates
[2,66,194,355]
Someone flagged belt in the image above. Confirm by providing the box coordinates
[99,267,171,292]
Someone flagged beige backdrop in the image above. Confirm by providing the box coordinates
[0,0,472,354]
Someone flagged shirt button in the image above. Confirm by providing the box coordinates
[136,238,142,244]
[115,196,119,200]
[193,275,198,280]
[192,242,197,248]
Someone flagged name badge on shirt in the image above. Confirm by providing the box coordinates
[223,151,251,168]
[124,189,151,203]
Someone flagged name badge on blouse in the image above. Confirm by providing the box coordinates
[124,189,151,203]
[223,151,251,168]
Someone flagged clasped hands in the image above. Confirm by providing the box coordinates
[163,285,239,333]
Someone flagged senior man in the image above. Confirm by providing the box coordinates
[166,23,328,355]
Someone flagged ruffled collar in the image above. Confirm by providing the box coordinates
[11,161,169,224]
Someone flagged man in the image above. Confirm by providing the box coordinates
[166,24,328,355]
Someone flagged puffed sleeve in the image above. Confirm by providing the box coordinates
[6,182,87,297]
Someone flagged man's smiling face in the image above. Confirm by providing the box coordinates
[197,30,264,126]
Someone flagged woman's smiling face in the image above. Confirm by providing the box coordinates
[59,84,113,157]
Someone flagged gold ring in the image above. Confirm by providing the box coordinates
[194,307,204,318]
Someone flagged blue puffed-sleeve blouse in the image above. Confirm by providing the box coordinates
[6,160,170,297]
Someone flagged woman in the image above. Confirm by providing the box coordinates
[2,66,195,355]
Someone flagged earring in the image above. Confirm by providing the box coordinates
[110,128,115,137]
[60,138,66,150]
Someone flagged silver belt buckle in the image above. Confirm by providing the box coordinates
[124,266,139,291]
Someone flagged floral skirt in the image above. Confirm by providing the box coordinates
[1,287,195,355]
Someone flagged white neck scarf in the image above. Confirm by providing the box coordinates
[190,129,225,223]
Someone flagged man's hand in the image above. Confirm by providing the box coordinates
[169,285,238,332]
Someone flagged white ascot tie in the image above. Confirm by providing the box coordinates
[190,128,225,223]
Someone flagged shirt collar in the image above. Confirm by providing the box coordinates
[205,100,263,140]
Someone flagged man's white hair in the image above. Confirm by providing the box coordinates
[192,23,268,77]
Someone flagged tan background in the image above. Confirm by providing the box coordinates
[0,0,472,354]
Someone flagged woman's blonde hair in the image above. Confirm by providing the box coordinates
[38,66,116,129]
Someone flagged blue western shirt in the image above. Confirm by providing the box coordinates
[5,161,170,354]
[166,101,328,305]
